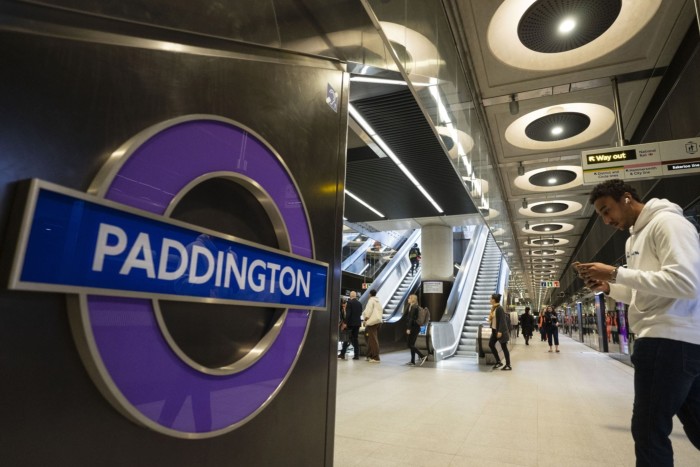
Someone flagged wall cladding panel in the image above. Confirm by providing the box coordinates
[0,4,346,466]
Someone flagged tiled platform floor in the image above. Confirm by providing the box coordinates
[334,334,700,466]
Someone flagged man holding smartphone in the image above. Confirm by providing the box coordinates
[575,179,700,467]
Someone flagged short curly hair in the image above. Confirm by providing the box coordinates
[588,179,641,204]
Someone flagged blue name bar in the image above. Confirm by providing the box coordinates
[12,182,328,309]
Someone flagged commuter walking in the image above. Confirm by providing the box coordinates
[544,305,559,353]
[538,309,547,342]
[338,291,363,360]
[488,293,511,371]
[519,306,535,345]
[361,289,383,362]
[408,243,421,274]
[577,179,700,467]
[338,299,348,351]
[404,294,427,366]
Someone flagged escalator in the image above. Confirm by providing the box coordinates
[455,236,502,357]
[430,225,508,361]
[382,266,420,321]
[350,231,422,355]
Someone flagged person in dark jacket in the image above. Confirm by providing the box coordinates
[338,291,363,360]
[544,305,559,353]
[408,243,421,274]
[488,293,511,370]
[404,294,427,366]
[519,306,535,345]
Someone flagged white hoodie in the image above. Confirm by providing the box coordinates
[609,198,700,344]
[362,296,383,326]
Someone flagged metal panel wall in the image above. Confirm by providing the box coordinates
[0,3,347,466]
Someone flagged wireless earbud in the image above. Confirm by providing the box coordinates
[625,198,630,204]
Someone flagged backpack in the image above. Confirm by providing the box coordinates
[416,307,430,326]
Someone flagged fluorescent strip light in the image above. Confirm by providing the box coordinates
[415,185,443,212]
[345,190,385,218]
[348,104,444,214]
[348,106,375,136]
[350,76,407,86]
[349,76,431,87]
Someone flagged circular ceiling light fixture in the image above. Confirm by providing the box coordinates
[525,237,569,247]
[506,103,614,150]
[487,0,661,70]
[532,257,561,263]
[523,222,574,234]
[519,0,621,53]
[480,208,500,220]
[515,165,583,192]
[526,248,566,257]
[378,22,441,83]
[437,126,475,160]
[463,176,489,199]
[519,200,582,217]
[525,113,590,142]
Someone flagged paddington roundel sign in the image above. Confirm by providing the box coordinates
[8,115,328,438]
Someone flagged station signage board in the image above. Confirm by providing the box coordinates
[581,137,700,185]
[5,116,330,439]
[540,281,560,288]
[9,181,328,309]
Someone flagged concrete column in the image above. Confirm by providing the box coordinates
[421,224,453,281]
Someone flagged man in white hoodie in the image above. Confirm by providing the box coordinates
[576,179,700,467]
[361,289,383,362]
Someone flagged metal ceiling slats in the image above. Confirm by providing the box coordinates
[349,89,477,219]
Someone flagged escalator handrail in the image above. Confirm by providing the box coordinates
[441,224,486,321]
[341,238,375,271]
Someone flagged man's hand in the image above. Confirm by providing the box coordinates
[576,262,615,282]
[406,330,410,335]
[497,332,502,338]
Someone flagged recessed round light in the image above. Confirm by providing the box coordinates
[551,126,563,135]
[558,18,576,34]
[544,228,551,231]
[545,207,553,212]
[548,177,557,184]
[489,0,661,70]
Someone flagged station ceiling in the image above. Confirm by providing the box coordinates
[280,0,697,302]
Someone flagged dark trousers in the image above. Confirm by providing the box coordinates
[365,324,380,360]
[488,332,510,366]
[540,326,547,341]
[547,326,559,346]
[407,326,424,363]
[340,325,360,358]
[631,338,700,466]
[410,259,418,273]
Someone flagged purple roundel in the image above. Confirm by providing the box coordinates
[80,116,314,437]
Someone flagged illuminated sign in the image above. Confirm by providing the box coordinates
[585,149,637,165]
[10,182,327,309]
[582,137,700,184]
[7,116,328,438]
[540,281,560,288]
